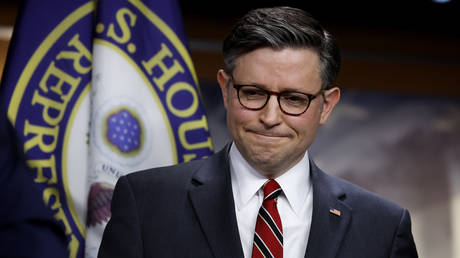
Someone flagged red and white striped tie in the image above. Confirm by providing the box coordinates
[252,179,283,258]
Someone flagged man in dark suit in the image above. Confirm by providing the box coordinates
[99,6,418,258]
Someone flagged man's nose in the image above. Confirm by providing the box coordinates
[259,96,282,127]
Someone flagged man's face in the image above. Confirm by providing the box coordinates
[218,47,340,178]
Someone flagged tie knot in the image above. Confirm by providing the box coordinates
[263,179,282,200]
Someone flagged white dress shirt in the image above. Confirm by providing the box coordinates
[229,143,313,258]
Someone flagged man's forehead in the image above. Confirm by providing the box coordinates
[231,47,322,90]
[233,47,319,69]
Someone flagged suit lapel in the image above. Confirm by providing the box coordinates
[188,145,244,258]
[305,159,352,258]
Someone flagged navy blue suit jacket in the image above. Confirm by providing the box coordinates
[98,145,418,258]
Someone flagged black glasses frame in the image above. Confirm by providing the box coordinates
[232,83,323,116]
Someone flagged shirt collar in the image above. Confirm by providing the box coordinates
[230,143,267,210]
[229,142,311,215]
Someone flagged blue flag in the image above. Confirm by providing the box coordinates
[0,108,68,257]
[85,0,214,256]
[0,0,214,257]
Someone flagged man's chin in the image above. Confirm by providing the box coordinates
[247,153,287,176]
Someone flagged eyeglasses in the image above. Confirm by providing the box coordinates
[232,81,323,116]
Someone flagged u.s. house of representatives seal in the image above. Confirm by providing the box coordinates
[85,0,214,256]
[6,1,213,257]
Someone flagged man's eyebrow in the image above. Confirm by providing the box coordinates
[233,81,268,89]
[236,83,315,95]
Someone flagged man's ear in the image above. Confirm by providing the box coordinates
[319,87,340,125]
[217,69,230,109]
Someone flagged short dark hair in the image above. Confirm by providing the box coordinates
[222,6,341,90]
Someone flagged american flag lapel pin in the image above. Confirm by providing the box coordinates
[329,208,341,217]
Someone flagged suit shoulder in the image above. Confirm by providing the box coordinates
[122,145,229,188]
[324,172,406,217]
[121,157,207,192]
